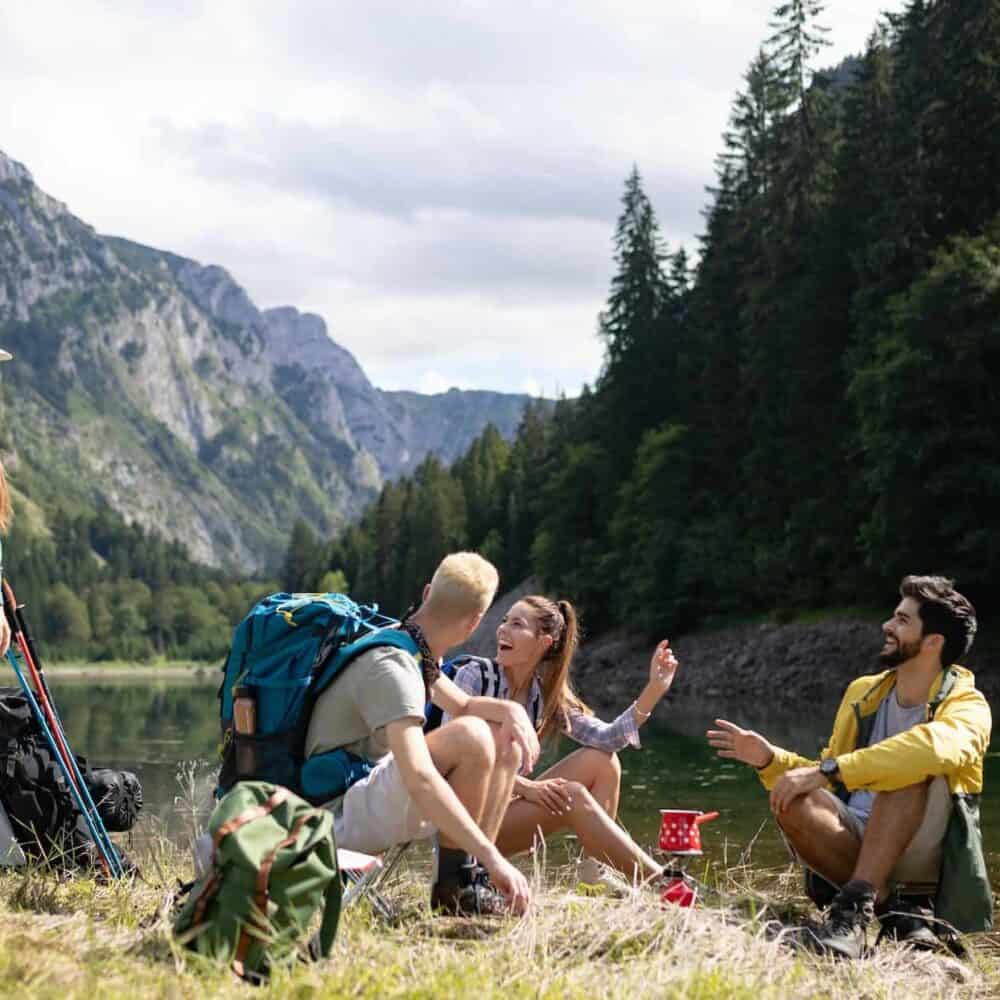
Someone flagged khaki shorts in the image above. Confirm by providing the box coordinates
[331,753,436,854]
[829,776,952,889]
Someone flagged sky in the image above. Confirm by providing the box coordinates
[0,1,884,397]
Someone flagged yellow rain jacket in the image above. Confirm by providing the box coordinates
[758,665,992,933]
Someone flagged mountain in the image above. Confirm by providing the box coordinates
[0,150,536,571]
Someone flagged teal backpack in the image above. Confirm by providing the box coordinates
[217,592,420,803]
[174,782,340,980]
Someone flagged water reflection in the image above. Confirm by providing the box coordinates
[40,677,999,882]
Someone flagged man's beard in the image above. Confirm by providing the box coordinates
[878,636,922,667]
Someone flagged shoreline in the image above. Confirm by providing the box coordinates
[44,662,216,679]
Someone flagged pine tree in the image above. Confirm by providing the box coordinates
[851,231,1000,600]
[597,166,673,478]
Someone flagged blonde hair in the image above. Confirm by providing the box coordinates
[521,595,592,742]
[425,552,499,618]
[0,462,11,535]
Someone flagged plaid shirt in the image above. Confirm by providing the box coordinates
[442,656,641,752]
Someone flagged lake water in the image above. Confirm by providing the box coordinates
[45,675,1000,882]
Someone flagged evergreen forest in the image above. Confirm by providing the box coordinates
[7,0,1000,659]
[325,0,1000,635]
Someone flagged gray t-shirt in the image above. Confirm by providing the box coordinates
[304,644,426,763]
[847,688,926,821]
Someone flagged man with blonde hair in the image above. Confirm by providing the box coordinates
[306,551,539,915]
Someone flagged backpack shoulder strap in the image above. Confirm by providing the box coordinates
[485,658,502,698]
[928,667,957,719]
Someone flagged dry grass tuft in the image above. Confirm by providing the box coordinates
[0,836,995,999]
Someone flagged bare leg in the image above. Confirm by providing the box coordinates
[541,747,623,818]
[425,716,496,850]
[496,748,658,880]
[478,731,522,841]
[776,789,861,886]
[852,782,928,898]
[777,783,930,899]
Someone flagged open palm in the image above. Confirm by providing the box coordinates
[706,718,774,769]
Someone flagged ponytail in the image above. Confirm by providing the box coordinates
[523,595,591,742]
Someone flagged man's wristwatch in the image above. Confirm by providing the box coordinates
[819,757,840,781]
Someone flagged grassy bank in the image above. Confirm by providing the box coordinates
[0,841,994,999]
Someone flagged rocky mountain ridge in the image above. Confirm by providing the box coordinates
[0,149,536,570]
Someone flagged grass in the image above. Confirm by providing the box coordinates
[0,836,995,1000]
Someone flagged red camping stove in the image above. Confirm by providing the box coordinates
[657,809,720,909]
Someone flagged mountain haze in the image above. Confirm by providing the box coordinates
[0,149,535,570]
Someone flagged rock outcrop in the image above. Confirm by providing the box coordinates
[0,149,537,569]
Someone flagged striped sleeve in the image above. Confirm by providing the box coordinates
[565,705,641,752]
[440,662,486,727]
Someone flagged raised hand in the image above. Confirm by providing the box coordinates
[648,639,679,696]
[706,718,775,769]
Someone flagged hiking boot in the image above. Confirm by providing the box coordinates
[431,863,507,917]
[806,880,876,959]
[877,896,940,951]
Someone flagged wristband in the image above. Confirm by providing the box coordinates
[633,703,651,721]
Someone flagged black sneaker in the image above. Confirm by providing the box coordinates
[877,896,940,951]
[806,880,877,959]
[431,863,507,917]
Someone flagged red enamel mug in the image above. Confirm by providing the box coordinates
[658,809,720,855]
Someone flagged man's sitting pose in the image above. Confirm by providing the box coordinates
[305,552,540,916]
[707,575,992,957]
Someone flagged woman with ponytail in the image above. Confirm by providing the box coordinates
[444,595,678,885]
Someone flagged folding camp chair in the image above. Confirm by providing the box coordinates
[339,842,411,919]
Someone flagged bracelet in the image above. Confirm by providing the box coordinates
[633,702,651,721]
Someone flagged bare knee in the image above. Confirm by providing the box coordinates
[876,780,929,806]
[774,789,825,832]
[870,780,929,822]
[599,750,622,782]
[573,747,621,786]
[445,716,496,768]
[565,780,598,814]
[495,734,523,776]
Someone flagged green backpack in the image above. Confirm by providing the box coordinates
[174,782,341,980]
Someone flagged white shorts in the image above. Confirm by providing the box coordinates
[332,753,436,854]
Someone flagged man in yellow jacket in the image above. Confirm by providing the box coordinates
[708,575,991,958]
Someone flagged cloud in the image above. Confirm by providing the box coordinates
[0,0,884,396]
[156,112,705,228]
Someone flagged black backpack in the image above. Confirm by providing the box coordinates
[0,687,142,868]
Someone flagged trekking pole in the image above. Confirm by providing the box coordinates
[5,651,123,877]
[2,581,123,878]
[2,581,124,878]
